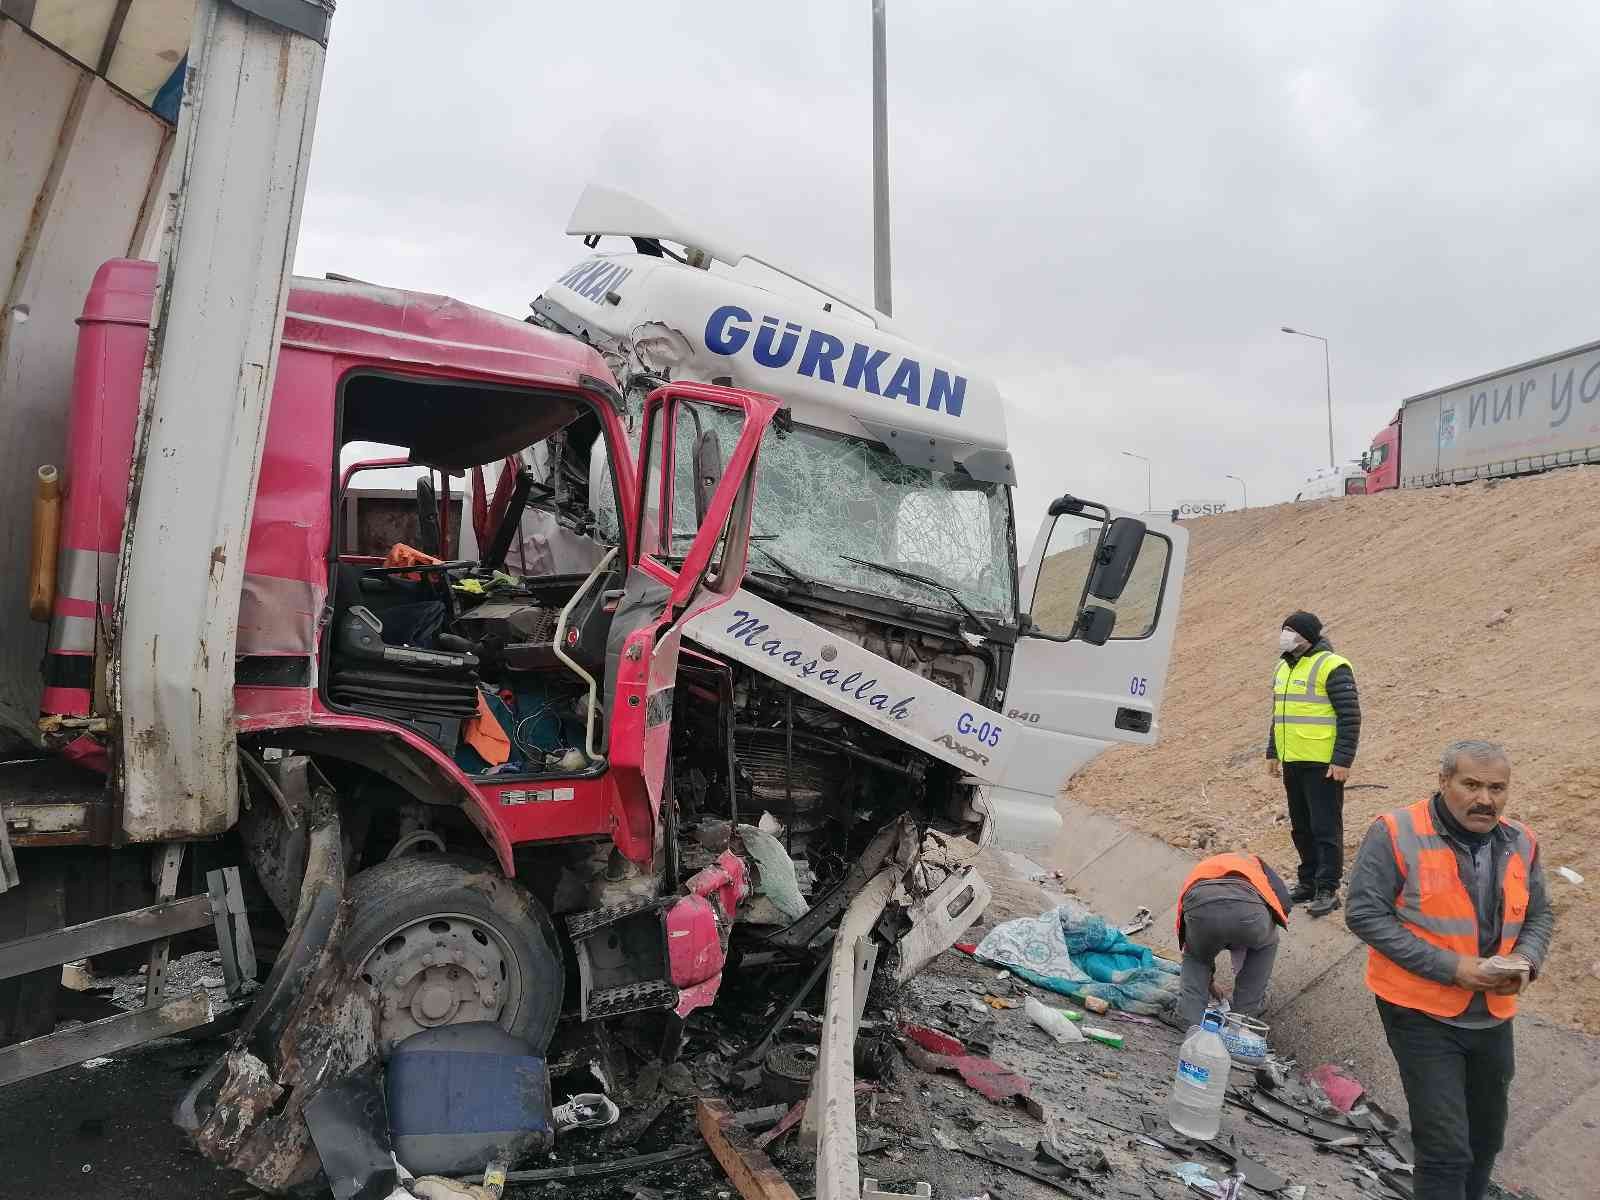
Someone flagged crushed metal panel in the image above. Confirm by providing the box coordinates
[892,865,991,985]
[185,796,384,1193]
[113,0,329,839]
[196,961,382,1193]
[686,589,1080,796]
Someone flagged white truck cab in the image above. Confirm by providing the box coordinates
[1295,463,1368,501]
[524,187,1189,851]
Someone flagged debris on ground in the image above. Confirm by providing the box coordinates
[973,898,1181,1014]
[1119,908,1155,936]
[1308,1063,1366,1114]
[0,854,1550,1200]
[899,1024,1033,1106]
[1026,996,1085,1044]
[696,1098,799,1200]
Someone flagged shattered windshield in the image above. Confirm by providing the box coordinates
[597,403,1015,619]
[739,422,1015,617]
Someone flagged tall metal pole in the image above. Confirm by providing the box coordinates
[1281,326,1335,468]
[1322,337,1335,469]
[1121,451,1151,513]
[1225,473,1247,509]
[871,0,892,316]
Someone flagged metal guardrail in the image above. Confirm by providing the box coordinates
[0,896,214,981]
[0,865,255,1088]
[0,992,216,1087]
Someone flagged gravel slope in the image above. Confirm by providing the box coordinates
[1057,467,1600,1033]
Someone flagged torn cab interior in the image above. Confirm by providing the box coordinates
[327,372,625,779]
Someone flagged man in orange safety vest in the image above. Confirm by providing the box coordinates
[1346,740,1554,1200]
[1174,852,1292,1028]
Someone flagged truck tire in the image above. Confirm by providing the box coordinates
[344,855,563,1055]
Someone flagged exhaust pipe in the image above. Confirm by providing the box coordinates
[28,465,60,621]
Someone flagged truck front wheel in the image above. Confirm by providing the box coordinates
[344,855,563,1055]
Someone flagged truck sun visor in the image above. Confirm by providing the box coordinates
[853,418,1017,486]
[341,376,581,469]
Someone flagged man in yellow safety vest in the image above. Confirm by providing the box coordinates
[1267,611,1361,917]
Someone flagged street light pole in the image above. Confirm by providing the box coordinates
[1225,473,1247,510]
[1121,450,1151,513]
[871,0,893,316]
[1281,326,1335,469]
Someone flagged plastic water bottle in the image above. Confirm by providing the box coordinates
[1167,1010,1231,1140]
[1026,995,1084,1043]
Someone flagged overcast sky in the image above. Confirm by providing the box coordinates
[294,1,1600,540]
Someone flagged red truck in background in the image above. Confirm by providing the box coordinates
[1363,338,1600,493]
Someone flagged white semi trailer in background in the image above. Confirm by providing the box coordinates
[1363,338,1600,492]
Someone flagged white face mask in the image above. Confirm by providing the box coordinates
[1279,629,1303,653]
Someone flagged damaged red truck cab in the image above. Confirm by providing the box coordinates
[32,259,774,1047]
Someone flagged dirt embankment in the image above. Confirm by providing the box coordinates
[1060,467,1600,1033]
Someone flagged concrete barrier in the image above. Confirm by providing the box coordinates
[1044,796,1600,1196]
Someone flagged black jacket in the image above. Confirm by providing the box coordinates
[1265,636,1361,768]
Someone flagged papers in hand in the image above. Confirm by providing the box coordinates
[1485,954,1532,976]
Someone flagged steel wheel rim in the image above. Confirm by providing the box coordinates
[355,910,526,1051]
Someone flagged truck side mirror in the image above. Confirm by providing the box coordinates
[692,428,723,526]
[1073,604,1117,646]
[1047,493,1085,517]
[1086,517,1146,602]
[1359,451,1371,471]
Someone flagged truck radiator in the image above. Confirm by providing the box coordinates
[733,728,841,830]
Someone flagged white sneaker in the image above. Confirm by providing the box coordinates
[552,1093,620,1133]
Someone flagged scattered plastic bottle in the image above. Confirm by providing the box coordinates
[1167,1009,1231,1140]
[1026,995,1085,1043]
[1081,1026,1124,1050]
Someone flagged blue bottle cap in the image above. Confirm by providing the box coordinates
[1200,1011,1223,1032]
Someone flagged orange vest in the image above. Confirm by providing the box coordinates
[1176,853,1290,947]
[1364,798,1536,1019]
[383,542,442,582]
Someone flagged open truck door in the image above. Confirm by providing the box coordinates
[1008,495,1188,746]
[599,382,777,862]
[972,494,1187,851]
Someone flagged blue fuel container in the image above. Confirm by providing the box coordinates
[386,1022,554,1175]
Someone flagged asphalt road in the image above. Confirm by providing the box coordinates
[0,1032,245,1198]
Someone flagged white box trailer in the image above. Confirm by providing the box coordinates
[1,0,333,1089]
[1387,340,1600,489]
[0,3,189,749]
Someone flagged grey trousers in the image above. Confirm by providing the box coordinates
[1178,891,1280,1028]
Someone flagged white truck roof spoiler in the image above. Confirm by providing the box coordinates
[566,184,898,336]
